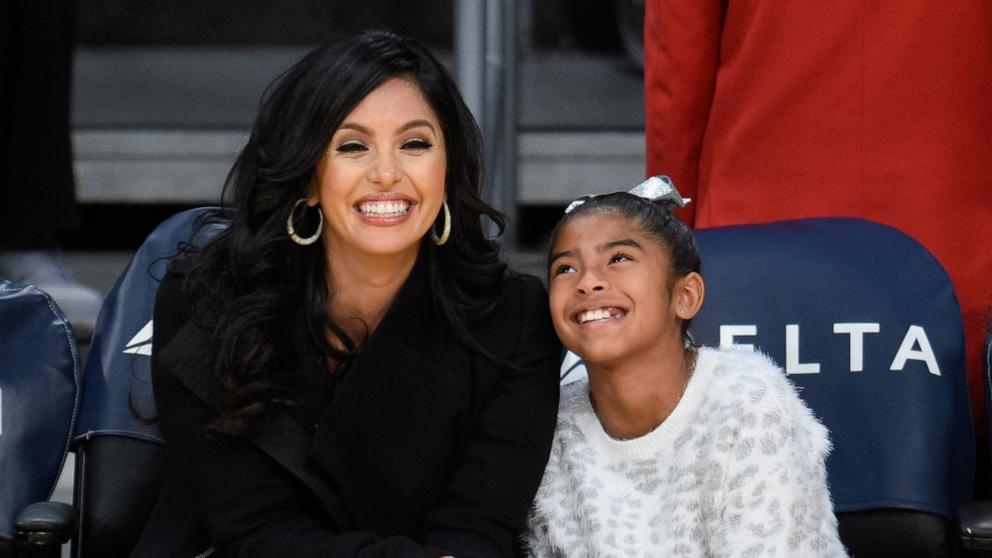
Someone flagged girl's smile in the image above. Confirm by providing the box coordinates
[575,306,625,325]
[548,212,698,369]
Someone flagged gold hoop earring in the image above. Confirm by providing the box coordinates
[431,199,451,246]
[287,198,323,245]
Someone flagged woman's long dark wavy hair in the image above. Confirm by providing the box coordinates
[177,31,507,435]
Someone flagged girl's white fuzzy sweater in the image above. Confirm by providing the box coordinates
[526,346,848,558]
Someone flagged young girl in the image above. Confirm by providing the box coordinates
[526,177,847,557]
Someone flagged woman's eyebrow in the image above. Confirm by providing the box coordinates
[336,120,436,136]
[397,119,437,134]
[336,122,371,134]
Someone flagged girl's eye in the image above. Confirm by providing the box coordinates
[402,138,433,150]
[552,264,576,276]
[609,253,632,264]
[336,141,367,153]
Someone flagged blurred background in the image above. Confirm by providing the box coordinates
[66,0,647,294]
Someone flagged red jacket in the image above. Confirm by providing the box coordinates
[645,0,992,428]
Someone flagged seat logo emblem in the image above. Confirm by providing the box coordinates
[123,320,154,356]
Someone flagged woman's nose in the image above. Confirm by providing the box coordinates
[369,152,401,186]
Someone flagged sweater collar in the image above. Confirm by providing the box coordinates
[572,347,718,460]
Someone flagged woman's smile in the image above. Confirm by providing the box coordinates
[355,193,417,224]
[309,77,447,261]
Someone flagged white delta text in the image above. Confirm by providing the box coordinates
[719,323,941,376]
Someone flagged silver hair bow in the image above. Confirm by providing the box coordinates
[563,175,692,214]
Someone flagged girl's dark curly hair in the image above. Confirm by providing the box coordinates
[548,192,702,345]
[176,31,507,435]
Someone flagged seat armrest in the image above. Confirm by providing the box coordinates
[14,502,77,546]
[959,501,992,550]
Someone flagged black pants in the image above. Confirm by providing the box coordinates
[0,0,79,249]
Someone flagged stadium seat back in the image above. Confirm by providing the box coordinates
[71,208,223,557]
[690,217,972,557]
[0,280,79,557]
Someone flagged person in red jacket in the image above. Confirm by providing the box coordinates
[645,1,992,434]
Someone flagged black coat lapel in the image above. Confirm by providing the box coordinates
[157,320,356,527]
[157,255,445,536]
[307,255,439,535]
[156,320,224,412]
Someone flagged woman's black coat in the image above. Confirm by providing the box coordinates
[132,260,562,557]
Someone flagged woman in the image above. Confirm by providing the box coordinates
[133,31,561,557]
[526,178,846,557]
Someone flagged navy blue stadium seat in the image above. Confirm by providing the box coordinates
[0,280,80,557]
[987,321,991,459]
[71,207,223,557]
[692,217,972,557]
[958,324,992,552]
[562,217,975,557]
[74,208,220,446]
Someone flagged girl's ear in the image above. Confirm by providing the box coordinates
[673,272,705,320]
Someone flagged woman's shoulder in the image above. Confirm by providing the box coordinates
[476,272,548,327]
[467,271,559,367]
[156,264,191,307]
[154,259,210,346]
[495,271,547,301]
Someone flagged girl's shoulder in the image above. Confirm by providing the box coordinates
[544,380,598,459]
[559,379,589,413]
[700,345,795,398]
[702,344,782,377]
[698,345,831,453]
[552,381,596,440]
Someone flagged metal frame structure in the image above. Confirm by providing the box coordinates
[454,0,518,245]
